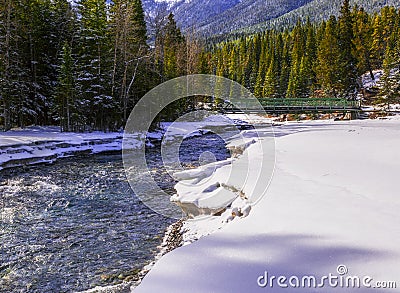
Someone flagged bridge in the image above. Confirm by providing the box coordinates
[220,98,361,116]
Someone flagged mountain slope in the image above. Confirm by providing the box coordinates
[171,0,241,29]
[195,0,313,36]
[241,0,400,34]
[143,0,240,27]
[143,0,400,37]
[143,0,313,35]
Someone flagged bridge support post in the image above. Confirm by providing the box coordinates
[351,111,358,120]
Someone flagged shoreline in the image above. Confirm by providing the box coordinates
[134,117,400,292]
[1,115,249,293]
[129,219,185,290]
[0,116,252,171]
[0,127,125,171]
[79,220,185,293]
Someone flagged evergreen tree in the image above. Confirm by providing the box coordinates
[279,34,291,98]
[76,0,113,130]
[55,42,75,132]
[316,16,341,97]
[254,37,267,98]
[248,34,261,92]
[162,13,185,79]
[353,6,374,79]
[304,19,317,92]
[378,29,400,107]
[263,56,279,98]
[0,0,19,130]
[337,0,358,97]
[228,46,237,81]
[237,37,247,86]
[371,14,385,69]
[286,21,305,98]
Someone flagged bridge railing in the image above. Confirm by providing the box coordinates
[223,98,360,111]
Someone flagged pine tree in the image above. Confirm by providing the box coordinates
[279,34,291,98]
[371,14,385,69]
[237,37,247,86]
[254,37,267,98]
[0,0,14,130]
[304,19,317,92]
[286,21,306,98]
[162,13,185,79]
[76,0,113,130]
[56,42,75,132]
[337,0,358,98]
[228,47,237,81]
[263,57,279,98]
[353,6,375,79]
[378,29,400,107]
[316,16,341,97]
[248,34,261,92]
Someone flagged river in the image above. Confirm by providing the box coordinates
[0,134,230,292]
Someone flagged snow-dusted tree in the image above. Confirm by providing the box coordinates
[75,0,114,130]
[55,42,75,132]
[378,30,400,108]
[0,0,31,130]
[0,0,15,130]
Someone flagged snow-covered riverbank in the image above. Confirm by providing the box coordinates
[135,117,400,292]
[0,116,250,171]
[0,126,125,171]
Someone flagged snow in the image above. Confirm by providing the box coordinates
[169,114,275,218]
[160,114,243,140]
[153,0,185,9]
[0,126,125,171]
[134,118,400,292]
[0,115,249,171]
[4,117,400,292]
[361,69,384,90]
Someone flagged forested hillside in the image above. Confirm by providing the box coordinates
[199,2,400,103]
[0,0,197,131]
[0,0,399,132]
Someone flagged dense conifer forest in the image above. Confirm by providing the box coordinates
[202,2,400,102]
[0,0,195,131]
[0,0,399,131]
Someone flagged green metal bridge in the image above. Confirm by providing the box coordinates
[220,98,361,115]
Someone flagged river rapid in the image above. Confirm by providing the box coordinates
[0,134,229,292]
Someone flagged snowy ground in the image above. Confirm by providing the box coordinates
[135,117,400,292]
[0,115,247,171]
[0,126,126,171]
[3,117,400,292]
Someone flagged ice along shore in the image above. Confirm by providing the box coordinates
[135,117,400,293]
